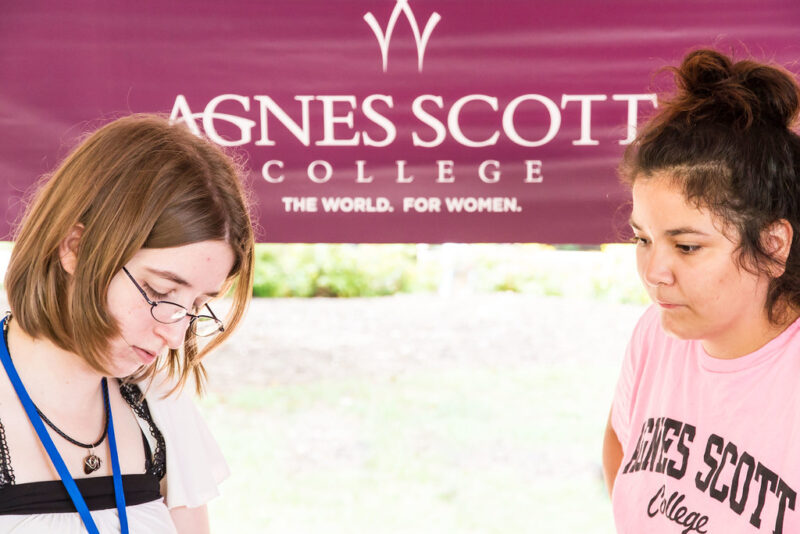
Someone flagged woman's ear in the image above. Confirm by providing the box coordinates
[58,223,85,275]
[762,219,793,277]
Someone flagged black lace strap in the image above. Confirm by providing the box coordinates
[0,314,15,487]
[118,381,167,480]
[0,381,167,488]
[0,418,14,486]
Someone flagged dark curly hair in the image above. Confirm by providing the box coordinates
[620,49,800,322]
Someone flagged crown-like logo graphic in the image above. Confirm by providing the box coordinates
[364,0,441,72]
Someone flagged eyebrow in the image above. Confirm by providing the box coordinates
[145,267,222,298]
[629,219,711,237]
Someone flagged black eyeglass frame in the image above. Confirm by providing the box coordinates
[122,266,225,337]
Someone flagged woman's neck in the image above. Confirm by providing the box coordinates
[5,318,105,414]
[701,304,800,359]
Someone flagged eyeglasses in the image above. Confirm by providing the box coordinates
[122,266,225,337]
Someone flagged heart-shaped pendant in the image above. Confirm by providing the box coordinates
[83,453,101,474]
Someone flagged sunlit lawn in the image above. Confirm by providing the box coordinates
[192,245,646,533]
[201,360,621,533]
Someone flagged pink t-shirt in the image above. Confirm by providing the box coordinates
[612,305,800,534]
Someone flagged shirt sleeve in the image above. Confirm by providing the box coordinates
[611,305,657,448]
[145,383,230,509]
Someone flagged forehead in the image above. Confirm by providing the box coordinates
[132,240,235,287]
[630,176,719,234]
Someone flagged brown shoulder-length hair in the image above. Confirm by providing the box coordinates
[5,114,255,394]
[620,49,800,323]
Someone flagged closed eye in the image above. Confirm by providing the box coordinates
[142,283,172,301]
[630,236,649,246]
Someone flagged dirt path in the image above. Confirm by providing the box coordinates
[203,294,647,391]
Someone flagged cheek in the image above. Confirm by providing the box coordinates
[681,274,724,311]
[691,262,759,311]
[634,248,643,273]
[106,278,140,324]
[634,247,648,283]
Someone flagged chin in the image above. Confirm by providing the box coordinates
[658,311,700,341]
[108,364,143,379]
[106,353,148,379]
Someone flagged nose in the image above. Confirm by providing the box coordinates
[154,317,191,350]
[639,244,675,288]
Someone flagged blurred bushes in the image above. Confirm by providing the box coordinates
[251,243,650,304]
[253,244,439,297]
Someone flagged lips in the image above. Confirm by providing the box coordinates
[657,301,683,309]
[133,347,157,365]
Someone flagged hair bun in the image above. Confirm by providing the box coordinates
[679,49,734,96]
[672,49,800,129]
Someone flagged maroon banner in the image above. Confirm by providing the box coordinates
[1,1,798,243]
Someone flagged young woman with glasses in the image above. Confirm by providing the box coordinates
[603,49,800,533]
[0,115,254,533]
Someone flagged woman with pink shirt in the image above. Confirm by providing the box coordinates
[603,49,800,533]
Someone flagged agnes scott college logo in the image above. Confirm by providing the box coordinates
[364,0,441,72]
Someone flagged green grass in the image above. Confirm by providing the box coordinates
[200,362,619,533]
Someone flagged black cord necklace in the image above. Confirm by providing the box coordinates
[34,383,109,474]
[3,313,108,474]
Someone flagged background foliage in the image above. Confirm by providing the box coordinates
[252,243,648,304]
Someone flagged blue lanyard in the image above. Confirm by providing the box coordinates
[0,316,129,533]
